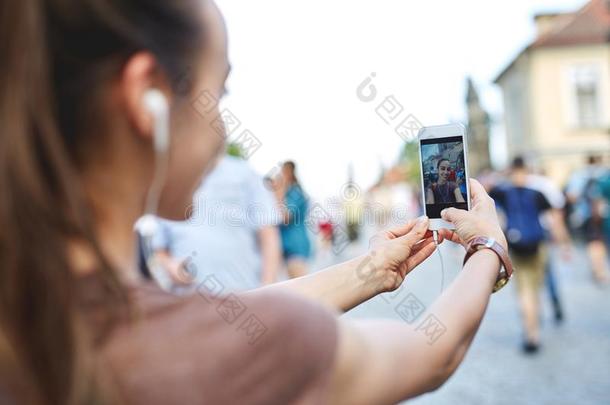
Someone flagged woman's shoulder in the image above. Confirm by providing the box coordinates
[101,284,338,404]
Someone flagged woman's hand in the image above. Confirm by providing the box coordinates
[438,178,507,250]
[364,216,443,293]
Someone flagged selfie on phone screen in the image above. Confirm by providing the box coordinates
[421,136,469,218]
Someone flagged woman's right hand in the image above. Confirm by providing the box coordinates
[438,178,507,250]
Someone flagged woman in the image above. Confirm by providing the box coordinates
[426,159,466,204]
[277,161,311,278]
[0,1,508,404]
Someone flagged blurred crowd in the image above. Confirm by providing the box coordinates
[140,150,610,357]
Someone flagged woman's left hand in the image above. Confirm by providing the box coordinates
[363,216,443,293]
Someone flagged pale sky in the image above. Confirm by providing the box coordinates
[215,0,586,201]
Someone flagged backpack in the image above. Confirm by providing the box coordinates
[503,187,546,255]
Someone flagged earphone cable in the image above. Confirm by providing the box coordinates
[433,230,445,293]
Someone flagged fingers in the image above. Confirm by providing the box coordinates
[410,236,436,255]
[468,178,486,203]
[469,178,495,208]
[440,207,468,224]
[385,218,418,238]
[437,228,464,245]
[399,216,430,245]
[423,229,444,242]
[406,241,437,269]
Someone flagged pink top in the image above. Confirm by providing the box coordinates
[97,282,338,404]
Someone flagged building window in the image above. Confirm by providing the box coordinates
[569,65,601,128]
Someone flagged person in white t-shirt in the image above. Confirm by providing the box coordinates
[142,155,282,293]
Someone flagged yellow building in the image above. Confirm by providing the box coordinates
[495,0,610,185]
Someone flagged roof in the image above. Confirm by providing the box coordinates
[494,0,610,83]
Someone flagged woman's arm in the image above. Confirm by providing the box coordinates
[253,180,499,315]
[426,187,435,204]
[330,249,499,405]
[258,225,281,285]
[251,217,439,312]
[329,179,507,404]
[454,186,465,202]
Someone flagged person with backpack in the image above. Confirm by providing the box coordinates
[490,157,554,354]
[594,173,610,272]
[566,155,609,284]
[525,171,572,323]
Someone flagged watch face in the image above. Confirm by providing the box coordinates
[493,276,510,293]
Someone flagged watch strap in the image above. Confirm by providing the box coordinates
[463,236,513,293]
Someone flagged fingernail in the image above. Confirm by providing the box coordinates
[417,215,428,224]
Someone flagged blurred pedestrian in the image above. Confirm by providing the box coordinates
[566,155,609,284]
[590,171,610,284]
[490,157,557,353]
[141,154,282,292]
[276,161,311,278]
[526,171,572,322]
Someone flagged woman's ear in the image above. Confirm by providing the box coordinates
[120,52,170,141]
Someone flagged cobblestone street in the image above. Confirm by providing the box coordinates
[314,234,610,405]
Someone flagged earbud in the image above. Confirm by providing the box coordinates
[137,214,159,239]
[139,88,172,289]
[143,89,170,153]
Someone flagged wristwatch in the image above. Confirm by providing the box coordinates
[463,236,513,293]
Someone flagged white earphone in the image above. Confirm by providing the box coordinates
[143,88,170,153]
[139,89,174,289]
[140,88,171,227]
[140,89,196,294]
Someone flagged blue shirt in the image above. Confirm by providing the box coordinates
[280,184,311,259]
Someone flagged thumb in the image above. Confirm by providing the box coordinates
[400,215,429,245]
[441,207,467,224]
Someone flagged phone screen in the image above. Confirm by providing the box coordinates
[420,135,468,218]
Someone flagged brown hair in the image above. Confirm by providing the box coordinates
[0,0,203,403]
[283,160,300,185]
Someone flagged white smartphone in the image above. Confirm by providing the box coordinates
[418,123,471,230]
